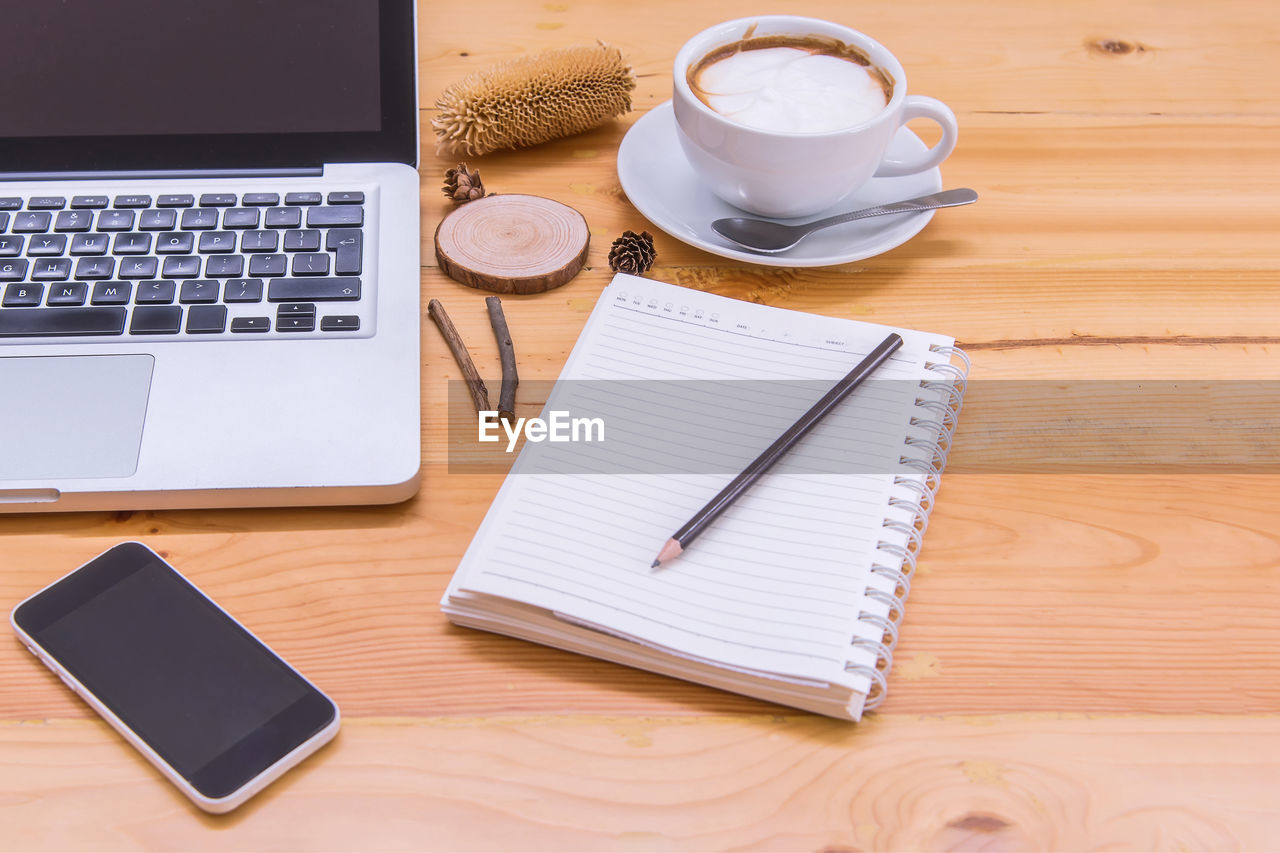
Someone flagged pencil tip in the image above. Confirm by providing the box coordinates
[651,559,661,568]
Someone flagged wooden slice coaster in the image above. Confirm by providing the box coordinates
[435,194,590,294]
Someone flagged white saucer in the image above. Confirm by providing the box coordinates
[617,101,944,267]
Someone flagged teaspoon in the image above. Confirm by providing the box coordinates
[712,188,979,254]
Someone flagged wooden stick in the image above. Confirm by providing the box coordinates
[485,296,519,424]
[427,298,490,414]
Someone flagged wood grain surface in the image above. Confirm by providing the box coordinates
[3,0,1279,849]
[435,194,590,293]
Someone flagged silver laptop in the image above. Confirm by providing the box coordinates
[0,0,421,512]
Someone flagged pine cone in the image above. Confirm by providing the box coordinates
[443,164,486,203]
[608,230,656,275]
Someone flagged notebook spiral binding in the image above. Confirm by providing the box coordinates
[845,343,970,710]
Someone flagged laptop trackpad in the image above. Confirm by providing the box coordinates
[1,354,154,481]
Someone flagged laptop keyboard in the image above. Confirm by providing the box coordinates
[0,190,368,340]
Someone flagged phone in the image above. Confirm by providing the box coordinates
[11,541,339,813]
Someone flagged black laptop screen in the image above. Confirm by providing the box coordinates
[0,0,416,170]
[0,0,381,138]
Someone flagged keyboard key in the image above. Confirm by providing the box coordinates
[54,210,93,232]
[327,229,362,275]
[0,236,24,256]
[268,277,360,302]
[186,304,227,333]
[75,257,117,279]
[113,195,152,208]
[0,212,7,232]
[71,195,109,209]
[156,232,195,254]
[47,283,88,306]
[157,194,195,207]
[223,208,260,229]
[180,280,219,303]
[242,193,279,206]
[161,256,201,278]
[3,283,41,306]
[91,282,131,304]
[136,281,176,303]
[277,315,315,332]
[240,230,278,252]
[265,207,302,228]
[129,305,182,334]
[283,229,321,252]
[199,193,236,207]
[180,208,219,230]
[198,231,236,253]
[204,255,243,277]
[119,257,158,279]
[139,209,177,230]
[28,196,67,210]
[0,197,22,211]
[248,254,287,276]
[13,212,52,233]
[70,234,109,255]
[27,235,68,256]
[224,278,263,302]
[291,253,329,276]
[321,315,360,332]
[0,305,125,337]
[96,210,135,231]
[32,259,72,281]
[306,206,363,227]
[231,316,270,332]
[284,192,321,205]
[0,259,30,280]
[327,191,364,205]
[112,232,152,255]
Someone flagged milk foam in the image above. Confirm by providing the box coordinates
[697,47,888,133]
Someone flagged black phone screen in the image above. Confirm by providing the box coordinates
[14,543,335,798]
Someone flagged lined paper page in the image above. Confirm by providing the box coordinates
[455,275,953,685]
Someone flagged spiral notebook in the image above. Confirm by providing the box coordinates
[441,274,968,720]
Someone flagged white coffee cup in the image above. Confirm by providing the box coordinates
[673,16,958,218]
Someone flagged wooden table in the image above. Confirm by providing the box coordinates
[3,1,1278,848]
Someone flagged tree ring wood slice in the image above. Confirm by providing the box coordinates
[435,194,590,294]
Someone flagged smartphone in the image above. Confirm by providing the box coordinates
[11,541,339,813]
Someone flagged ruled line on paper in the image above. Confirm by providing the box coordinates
[484,570,844,664]
[604,312,923,367]
[608,303,925,364]
[515,477,880,553]
[489,541,851,640]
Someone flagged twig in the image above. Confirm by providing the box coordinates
[485,296,519,424]
[427,298,490,414]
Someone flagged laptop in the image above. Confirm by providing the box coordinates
[0,0,421,512]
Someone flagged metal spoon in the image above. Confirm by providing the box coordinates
[711,188,979,254]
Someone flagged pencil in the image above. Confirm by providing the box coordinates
[651,331,904,568]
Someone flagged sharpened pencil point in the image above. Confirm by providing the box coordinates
[653,538,684,568]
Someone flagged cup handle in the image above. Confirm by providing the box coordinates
[873,95,958,178]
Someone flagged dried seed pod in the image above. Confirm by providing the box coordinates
[433,44,635,156]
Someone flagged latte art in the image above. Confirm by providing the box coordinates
[691,41,892,133]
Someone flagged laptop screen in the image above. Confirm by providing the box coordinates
[0,0,416,171]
